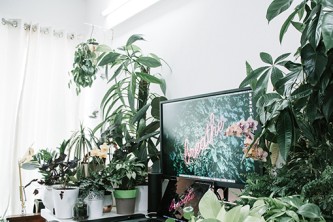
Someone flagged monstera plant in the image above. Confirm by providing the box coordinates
[69,34,168,167]
[239,0,333,218]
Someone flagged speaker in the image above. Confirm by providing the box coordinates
[148,173,162,213]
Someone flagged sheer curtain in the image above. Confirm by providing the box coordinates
[0,19,85,215]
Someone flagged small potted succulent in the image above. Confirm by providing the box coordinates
[104,153,147,214]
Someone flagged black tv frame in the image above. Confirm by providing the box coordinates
[159,87,262,190]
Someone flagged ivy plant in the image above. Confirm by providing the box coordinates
[69,38,99,95]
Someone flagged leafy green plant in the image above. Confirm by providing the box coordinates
[67,124,98,164]
[239,0,333,218]
[104,153,147,190]
[69,38,99,94]
[78,169,110,199]
[34,140,79,187]
[189,190,325,222]
[240,0,333,162]
[69,34,168,166]
[94,34,168,165]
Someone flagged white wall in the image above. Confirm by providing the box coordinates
[85,0,300,99]
[0,0,87,33]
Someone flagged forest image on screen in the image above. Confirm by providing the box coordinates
[161,90,260,186]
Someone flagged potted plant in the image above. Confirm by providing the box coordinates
[67,124,99,179]
[238,0,333,219]
[69,34,168,168]
[24,140,79,216]
[26,140,79,218]
[77,144,111,218]
[104,152,147,214]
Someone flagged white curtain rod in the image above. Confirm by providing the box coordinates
[1,18,18,27]
[2,17,81,40]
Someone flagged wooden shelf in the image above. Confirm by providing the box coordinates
[7,213,46,222]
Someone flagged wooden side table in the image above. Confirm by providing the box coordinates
[6,213,46,222]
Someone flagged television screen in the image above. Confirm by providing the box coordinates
[160,87,262,188]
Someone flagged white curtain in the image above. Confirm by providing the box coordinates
[0,19,86,215]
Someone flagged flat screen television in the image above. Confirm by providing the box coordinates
[160,87,262,189]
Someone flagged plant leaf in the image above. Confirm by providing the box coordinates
[323,88,333,121]
[126,34,145,46]
[137,57,162,68]
[280,8,298,43]
[131,103,150,125]
[301,43,327,85]
[98,52,120,66]
[198,190,221,219]
[297,203,322,218]
[260,52,273,64]
[322,12,333,51]
[266,0,294,22]
[274,53,291,63]
[136,72,163,84]
[239,66,269,88]
[276,110,293,161]
[151,96,167,119]
[291,21,304,32]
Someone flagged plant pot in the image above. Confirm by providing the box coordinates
[52,186,79,219]
[85,190,104,219]
[114,189,137,214]
[135,185,148,213]
[42,185,54,213]
[103,191,113,213]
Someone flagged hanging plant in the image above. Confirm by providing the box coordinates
[69,38,99,95]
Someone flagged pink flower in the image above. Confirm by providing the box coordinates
[225,124,243,137]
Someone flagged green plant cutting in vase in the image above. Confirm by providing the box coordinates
[239,0,333,218]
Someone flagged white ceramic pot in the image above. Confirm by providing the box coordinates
[85,190,104,219]
[52,186,79,219]
[41,185,54,213]
[135,185,148,212]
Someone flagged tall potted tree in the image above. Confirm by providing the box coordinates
[69,34,168,167]
[239,0,333,218]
